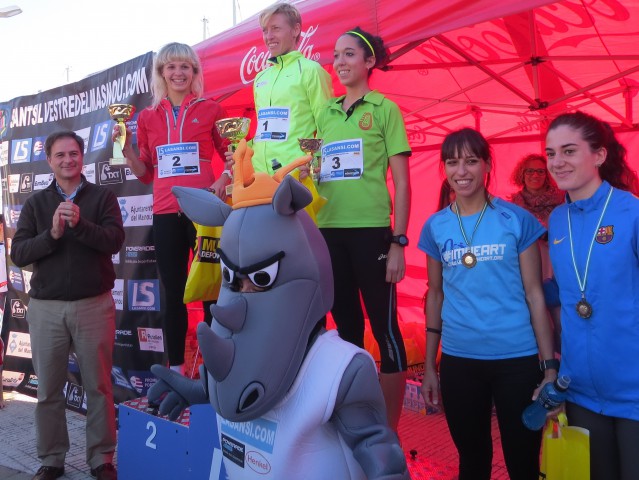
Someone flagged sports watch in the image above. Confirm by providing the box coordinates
[539,359,560,371]
[391,234,409,247]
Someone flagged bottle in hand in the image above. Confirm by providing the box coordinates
[522,375,571,430]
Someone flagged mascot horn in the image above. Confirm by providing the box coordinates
[148,140,410,479]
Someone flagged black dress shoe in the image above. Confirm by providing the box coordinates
[90,463,117,480]
[32,465,64,480]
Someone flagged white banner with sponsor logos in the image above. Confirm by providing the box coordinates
[0,52,167,412]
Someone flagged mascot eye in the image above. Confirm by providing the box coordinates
[220,258,236,285]
[247,260,280,288]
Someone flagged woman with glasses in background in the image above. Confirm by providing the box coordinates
[510,154,565,353]
[510,154,564,230]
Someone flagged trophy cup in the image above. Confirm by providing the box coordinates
[215,117,251,153]
[216,117,251,196]
[109,104,136,165]
[298,138,323,182]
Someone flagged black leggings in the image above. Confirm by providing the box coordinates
[566,401,639,480]
[153,213,212,366]
[320,227,407,374]
[439,353,543,480]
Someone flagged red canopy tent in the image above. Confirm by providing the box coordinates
[192,0,639,346]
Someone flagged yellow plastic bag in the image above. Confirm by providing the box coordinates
[540,412,590,480]
[183,224,223,303]
[290,170,327,225]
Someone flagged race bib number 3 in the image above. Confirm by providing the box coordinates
[255,107,290,142]
[157,142,200,178]
[320,139,364,182]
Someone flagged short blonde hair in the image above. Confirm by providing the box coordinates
[259,2,302,44]
[150,42,204,108]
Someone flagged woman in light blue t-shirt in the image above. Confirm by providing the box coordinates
[418,128,556,480]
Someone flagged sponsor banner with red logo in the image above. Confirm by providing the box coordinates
[193,0,556,101]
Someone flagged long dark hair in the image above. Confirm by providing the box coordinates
[440,127,493,205]
[547,111,639,195]
[344,27,389,77]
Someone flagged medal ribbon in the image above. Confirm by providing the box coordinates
[567,186,613,297]
[455,201,488,252]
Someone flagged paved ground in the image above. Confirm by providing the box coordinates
[0,391,99,480]
[0,390,508,480]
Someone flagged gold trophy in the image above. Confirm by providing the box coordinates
[216,117,251,197]
[298,138,323,182]
[109,104,136,165]
[215,117,251,153]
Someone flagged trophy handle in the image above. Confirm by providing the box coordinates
[111,121,127,165]
[116,122,126,149]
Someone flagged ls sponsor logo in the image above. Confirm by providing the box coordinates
[128,279,160,311]
[11,138,32,163]
[91,121,111,152]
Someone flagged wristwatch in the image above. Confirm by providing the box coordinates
[539,359,560,371]
[391,234,409,247]
[222,169,233,180]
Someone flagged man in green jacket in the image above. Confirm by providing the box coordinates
[252,2,333,175]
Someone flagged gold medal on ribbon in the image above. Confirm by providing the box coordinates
[462,252,477,268]
[567,186,614,321]
[576,298,593,319]
[454,201,488,270]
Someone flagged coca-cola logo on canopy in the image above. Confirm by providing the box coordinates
[240,25,322,85]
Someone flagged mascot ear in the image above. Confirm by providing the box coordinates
[172,186,232,226]
[272,175,313,216]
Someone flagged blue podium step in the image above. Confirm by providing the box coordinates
[118,397,226,479]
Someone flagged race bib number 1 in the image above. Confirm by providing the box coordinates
[255,107,290,142]
[157,142,200,178]
[320,139,364,182]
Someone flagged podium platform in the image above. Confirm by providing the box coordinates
[118,397,226,479]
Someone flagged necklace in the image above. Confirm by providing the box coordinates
[567,186,613,319]
[454,200,488,268]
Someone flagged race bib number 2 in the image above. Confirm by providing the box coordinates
[320,139,364,182]
[156,142,200,178]
[255,107,290,142]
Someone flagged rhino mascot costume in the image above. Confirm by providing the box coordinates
[148,141,409,479]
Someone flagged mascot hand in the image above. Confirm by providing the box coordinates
[148,364,208,420]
